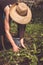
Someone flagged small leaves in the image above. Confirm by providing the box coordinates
[0,23,43,65]
[40,57,43,61]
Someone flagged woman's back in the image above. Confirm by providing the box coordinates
[0,0,17,9]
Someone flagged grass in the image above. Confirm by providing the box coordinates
[0,22,43,65]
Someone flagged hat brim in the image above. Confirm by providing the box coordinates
[10,5,32,24]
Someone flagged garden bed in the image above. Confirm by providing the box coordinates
[0,23,43,65]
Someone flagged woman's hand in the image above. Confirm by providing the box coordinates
[13,45,20,52]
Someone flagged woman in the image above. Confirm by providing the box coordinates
[0,0,26,52]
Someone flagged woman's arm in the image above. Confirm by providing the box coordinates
[4,5,19,52]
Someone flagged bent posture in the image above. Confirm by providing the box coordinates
[0,0,27,52]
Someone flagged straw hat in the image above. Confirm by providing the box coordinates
[9,2,32,24]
